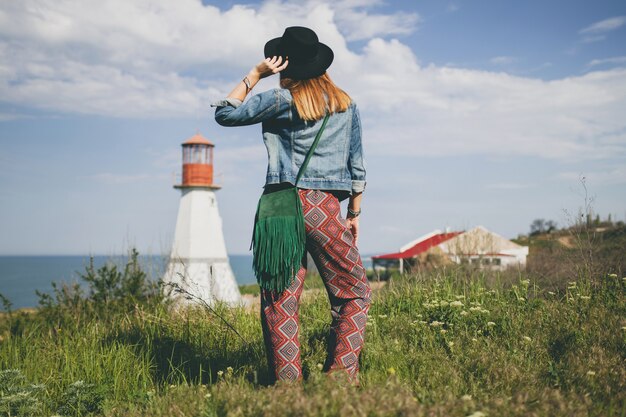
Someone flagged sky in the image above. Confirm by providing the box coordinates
[0,0,625,256]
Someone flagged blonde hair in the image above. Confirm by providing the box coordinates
[280,73,352,121]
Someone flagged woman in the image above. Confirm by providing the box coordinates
[212,26,371,384]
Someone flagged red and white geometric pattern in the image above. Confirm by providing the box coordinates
[260,189,372,383]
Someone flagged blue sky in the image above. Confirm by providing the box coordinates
[0,0,625,256]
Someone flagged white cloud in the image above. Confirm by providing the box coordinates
[588,56,626,67]
[490,56,517,65]
[485,182,531,190]
[557,166,626,186]
[89,172,169,184]
[0,0,625,162]
[579,16,626,34]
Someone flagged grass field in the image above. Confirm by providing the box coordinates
[0,251,624,416]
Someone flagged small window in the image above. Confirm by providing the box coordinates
[492,258,502,266]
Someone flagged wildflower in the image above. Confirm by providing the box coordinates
[487,322,496,327]
[461,394,472,401]
[471,338,478,342]
[450,301,464,308]
[226,366,233,373]
[580,295,591,300]
[517,297,526,302]
[169,384,176,388]
[608,273,618,278]
[419,320,427,325]
[586,370,596,376]
[568,281,577,286]
[480,309,490,314]
[205,392,212,398]
[317,363,323,370]
[460,310,469,316]
[217,370,224,377]
[520,279,530,286]
[548,291,556,296]
[440,301,449,307]
[378,314,388,319]
[430,320,444,327]
[440,329,447,334]
[523,336,532,342]
[469,307,482,312]
[388,367,396,375]
[447,341,454,347]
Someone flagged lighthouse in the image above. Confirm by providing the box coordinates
[163,133,241,307]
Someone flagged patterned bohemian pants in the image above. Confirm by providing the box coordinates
[260,189,372,383]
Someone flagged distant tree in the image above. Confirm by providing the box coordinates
[530,219,546,236]
[545,220,558,233]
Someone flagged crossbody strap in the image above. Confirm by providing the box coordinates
[295,113,330,186]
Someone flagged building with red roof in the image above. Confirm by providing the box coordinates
[372,226,528,273]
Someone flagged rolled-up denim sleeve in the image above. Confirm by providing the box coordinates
[212,89,286,127]
[348,105,366,193]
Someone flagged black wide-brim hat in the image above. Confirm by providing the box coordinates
[264,26,334,80]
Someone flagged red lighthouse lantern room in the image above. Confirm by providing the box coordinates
[175,133,220,189]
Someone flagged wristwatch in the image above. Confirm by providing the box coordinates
[347,207,361,218]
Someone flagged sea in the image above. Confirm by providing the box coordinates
[0,254,373,309]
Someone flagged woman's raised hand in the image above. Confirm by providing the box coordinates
[252,56,289,79]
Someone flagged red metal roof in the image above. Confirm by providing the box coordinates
[372,232,462,260]
[183,133,214,146]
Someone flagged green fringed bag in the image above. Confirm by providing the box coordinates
[252,114,330,293]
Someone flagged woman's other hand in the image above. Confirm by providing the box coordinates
[346,217,359,246]
[251,56,289,80]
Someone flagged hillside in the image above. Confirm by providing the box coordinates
[0,250,624,416]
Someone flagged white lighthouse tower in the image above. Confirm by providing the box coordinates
[163,133,241,307]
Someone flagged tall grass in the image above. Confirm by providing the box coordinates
[0,253,624,416]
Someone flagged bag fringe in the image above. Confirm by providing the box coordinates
[252,212,306,293]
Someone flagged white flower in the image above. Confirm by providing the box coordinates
[580,295,591,300]
[586,370,596,376]
[469,307,482,312]
[520,279,530,286]
[430,320,444,327]
[440,329,447,334]
[317,363,323,370]
[205,392,212,398]
[487,322,496,327]
[447,341,454,347]
[461,394,472,401]
[378,314,388,318]
[480,309,490,314]
[217,370,224,377]
[548,291,556,296]
[450,301,464,308]
[460,310,469,316]
[523,336,532,342]
[471,338,478,342]
[607,273,618,278]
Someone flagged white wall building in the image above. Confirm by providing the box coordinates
[373,226,529,272]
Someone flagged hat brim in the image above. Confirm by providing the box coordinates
[264,37,334,80]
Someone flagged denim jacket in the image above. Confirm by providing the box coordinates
[212,88,366,197]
